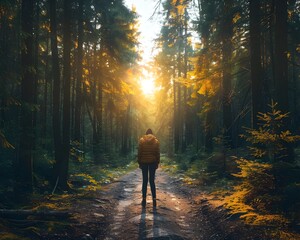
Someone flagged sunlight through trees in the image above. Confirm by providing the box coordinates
[1,0,300,238]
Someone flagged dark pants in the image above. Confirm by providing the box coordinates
[141,163,157,199]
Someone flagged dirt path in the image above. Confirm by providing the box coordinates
[96,169,218,240]
[45,168,268,239]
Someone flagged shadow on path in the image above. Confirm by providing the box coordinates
[102,169,204,240]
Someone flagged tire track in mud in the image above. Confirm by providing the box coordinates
[101,169,214,240]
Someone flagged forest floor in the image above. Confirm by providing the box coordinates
[40,168,270,240]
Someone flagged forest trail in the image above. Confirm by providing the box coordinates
[100,169,211,240]
[40,168,269,240]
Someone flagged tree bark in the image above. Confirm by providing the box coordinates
[204,105,214,153]
[17,0,35,194]
[249,0,263,128]
[173,71,179,153]
[274,0,288,112]
[60,0,72,189]
[42,35,50,145]
[50,0,63,185]
[96,78,103,156]
[122,103,131,155]
[221,0,233,147]
[274,0,293,162]
[182,8,188,151]
[74,0,84,142]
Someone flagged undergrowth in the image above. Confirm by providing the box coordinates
[161,151,235,189]
[0,155,137,240]
[161,128,300,240]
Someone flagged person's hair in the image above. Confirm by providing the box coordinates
[146,128,153,135]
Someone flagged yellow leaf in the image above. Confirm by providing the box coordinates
[191,91,198,99]
[233,13,241,23]
[177,5,185,15]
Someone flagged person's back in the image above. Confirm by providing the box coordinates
[138,134,160,165]
[138,129,160,207]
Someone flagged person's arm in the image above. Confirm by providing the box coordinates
[138,140,142,166]
[157,142,160,164]
[156,140,160,168]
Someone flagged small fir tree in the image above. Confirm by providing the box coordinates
[225,101,300,225]
[240,100,300,162]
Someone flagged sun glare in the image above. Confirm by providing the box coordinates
[140,78,156,96]
[139,68,158,96]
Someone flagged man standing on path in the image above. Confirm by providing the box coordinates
[138,128,160,207]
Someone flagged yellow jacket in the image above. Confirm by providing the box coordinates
[138,134,160,164]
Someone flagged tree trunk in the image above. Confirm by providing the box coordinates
[204,104,214,153]
[182,8,188,151]
[274,0,288,112]
[61,0,72,189]
[42,35,50,146]
[221,0,233,148]
[291,38,298,132]
[274,0,293,162]
[122,103,131,155]
[178,23,183,153]
[91,43,101,162]
[32,0,39,161]
[173,72,179,154]
[96,79,103,156]
[249,0,263,128]
[74,0,84,142]
[269,0,276,93]
[17,0,36,194]
[50,0,63,185]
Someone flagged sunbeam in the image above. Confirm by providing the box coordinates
[140,78,156,96]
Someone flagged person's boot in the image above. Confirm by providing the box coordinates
[153,198,157,207]
[141,198,146,207]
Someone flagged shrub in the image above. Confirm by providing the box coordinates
[228,101,300,225]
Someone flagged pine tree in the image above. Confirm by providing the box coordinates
[241,100,300,162]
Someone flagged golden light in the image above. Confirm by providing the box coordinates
[139,68,158,96]
[140,77,156,96]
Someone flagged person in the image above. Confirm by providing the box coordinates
[138,128,160,207]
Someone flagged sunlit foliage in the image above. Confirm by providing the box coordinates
[224,102,300,228]
[240,100,300,162]
[222,157,291,227]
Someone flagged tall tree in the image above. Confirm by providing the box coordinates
[273,0,293,162]
[196,0,220,153]
[17,0,36,193]
[274,0,288,112]
[289,0,300,131]
[60,0,72,189]
[221,0,233,147]
[249,0,263,128]
[158,0,190,153]
[74,0,84,142]
[50,0,63,186]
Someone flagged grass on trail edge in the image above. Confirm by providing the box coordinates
[160,154,300,240]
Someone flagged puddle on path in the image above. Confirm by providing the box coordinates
[124,188,134,192]
[175,206,181,211]
[146,228,186,239]
[129,212,166,224]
